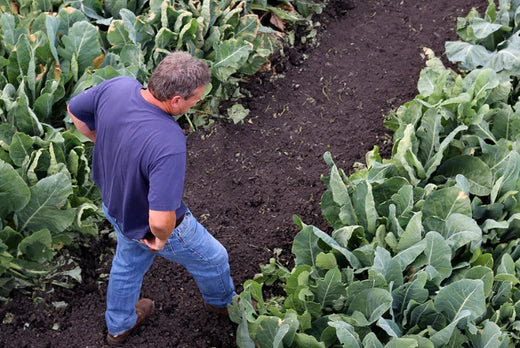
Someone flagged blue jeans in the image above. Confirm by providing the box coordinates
[102,205,235,335]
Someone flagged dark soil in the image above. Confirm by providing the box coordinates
[1,0,485,347]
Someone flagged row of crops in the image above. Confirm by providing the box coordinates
[229,1,520,347]
[0,0,325,300]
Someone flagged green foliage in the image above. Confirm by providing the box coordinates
[0,0,325,130]
[0,118,102,298]
[231,52,520,346]
[445,0,520,82]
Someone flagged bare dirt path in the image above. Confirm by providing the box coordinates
[0,1,485,347]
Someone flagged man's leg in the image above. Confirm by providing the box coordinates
[157,210,235,308]
[103,205,156,335]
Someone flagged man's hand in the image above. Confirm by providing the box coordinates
[139,233,168,252]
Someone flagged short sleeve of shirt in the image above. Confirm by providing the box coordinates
[68,86,100,131]
[148,152,186,211]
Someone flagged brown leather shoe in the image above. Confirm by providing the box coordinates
[106,298,154,345]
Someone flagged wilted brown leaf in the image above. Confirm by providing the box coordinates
[270,13,285,31]
[93,52,105,69]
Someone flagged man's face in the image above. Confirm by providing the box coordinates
[171,85,206,115]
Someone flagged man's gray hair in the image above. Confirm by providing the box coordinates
[148,51,211,101]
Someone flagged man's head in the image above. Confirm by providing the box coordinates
[148,51,210,115]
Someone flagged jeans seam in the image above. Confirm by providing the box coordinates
[166,239,176,255]
[215,264,226,296]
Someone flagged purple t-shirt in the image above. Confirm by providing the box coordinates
[69,76,187,239]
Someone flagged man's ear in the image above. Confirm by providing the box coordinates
[170,95,182,105]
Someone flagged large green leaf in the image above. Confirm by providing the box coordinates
[464,266,494,297]
[107,19,133,51]
[16,173,75,233]
[8,84,43,136]
[45,15,61,63]
[15,35,36,101]
[397,212,423,251]
[327,318,361,347]
[372,246,403,286]
[444,213,481,251]
[312,226,361,269]
[154,27,178,52]
[212,38,253,81]
[57,6,89,35]
[434,279,486,322]
[9,132,34,167]
[469,18,505,39]
[0,226,23,252]
[0,161,30,216]
[436,155,493,196]
[445,41,492,70]
[372,176,410,216]
[491,106,520,141]
[293,333,326,348]
[313,267,346,308]
[422,186,472,233]
[385,337,428,348]
[58,20,101,76]
[236,14,260,42]
[0,13,26,51]
[234,297,255,347]
[424,125,468,177]
[467,320,509,348]
[481,140,520,196]
[429,310,471,347]
[393,239,426,271]
[410,300,445,330]
[417,67,440,98]
[347,287,393,326]
[422,232,452,284]
[416,108,442,166]
[253,314,298,348]
[103,0,127,18]
[351,181,378,234]
[362,332,384,348]
[328,164,357,226]
[393,124,424,185]
[392,271,428,318]
[489,46,520,75]
[17,229,54,263]
[33,80,60,122]
[292,224,321,267]
[391,184,414,223]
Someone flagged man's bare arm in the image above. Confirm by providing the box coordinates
[141,210,177,251]
[67,105,96,142]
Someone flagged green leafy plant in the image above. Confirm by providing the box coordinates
[0,0,325,130]
[0,121,102,299]
[445,0,520,82]
[229,52,520,347]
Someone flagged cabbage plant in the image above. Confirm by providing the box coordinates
[230,53,520,347]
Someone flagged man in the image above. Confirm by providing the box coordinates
[68,51,235,345]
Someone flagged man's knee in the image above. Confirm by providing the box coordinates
[210,243,229,266]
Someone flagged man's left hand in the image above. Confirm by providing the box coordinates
[140,235,168,253]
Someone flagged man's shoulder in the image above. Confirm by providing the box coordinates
[142,121,186,159]
[103,75,141,89]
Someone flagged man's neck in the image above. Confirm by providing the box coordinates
[140,88,172,114]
